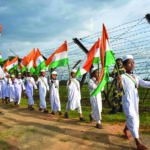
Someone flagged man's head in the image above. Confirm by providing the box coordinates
[71,69,77,78]
[122,55,135,73]
[91,68,99,79]
[51,71,57,80]
[41,69,46,77]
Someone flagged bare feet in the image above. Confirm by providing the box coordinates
[137,143,148,150]
[123,129,131,140]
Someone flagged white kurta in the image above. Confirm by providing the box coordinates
[16,79,25,104]
[24,77,37,105]
[49,79,61,112]
[89,78,103,124]
[66,78,82,113]
[10,79,17,102]
[36,76,49,109]
[4,78,11,98]
[121,73,150,138]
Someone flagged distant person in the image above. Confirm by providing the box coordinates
[4,73,11,104]
[16,73,25,105]
[119,55,150,150]
[88,68,103,129]
[64,69,85,121]
[24,71,37,110]
[49,71,61,115]
[36,69,49,113]
[109,58,125,114]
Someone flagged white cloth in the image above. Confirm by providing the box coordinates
[16,79,25,104]
[121,73,150,138]
[36,76,49,109]
[4,77,11,98]
[88,78,103,124]
[66,78,82,113]
[24,77,37,105]
[49,79,61,112]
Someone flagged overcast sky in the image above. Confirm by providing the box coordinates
[0,0,149,58]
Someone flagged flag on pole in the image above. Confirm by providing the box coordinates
[6,56,18,72]
[76,38,100,77]
[19,56,27,72]
[26,49,36,73]
[46,41,69,69]
[91,24,115,96]
[3,60,10,72]
[34,48,46,74]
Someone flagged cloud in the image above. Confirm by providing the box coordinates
[0,0,149,59]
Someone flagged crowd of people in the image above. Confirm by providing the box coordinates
[0,55,150,150]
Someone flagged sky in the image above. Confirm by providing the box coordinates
[0,0,150,58]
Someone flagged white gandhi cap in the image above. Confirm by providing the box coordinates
[71,69,77,73]
[122,55,134,62]
[51,71,57,75]
[91,67,98,73]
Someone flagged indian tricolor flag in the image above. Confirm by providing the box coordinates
[3,60,10,72]
[76,38,100,77]
[6,56,18,72]
[91,24,116,96]
[26,49,36,73]
[46,41,69,69]
[34,48,46,74]
[19,56,27,72]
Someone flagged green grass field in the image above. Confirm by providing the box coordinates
[17,84,150,128]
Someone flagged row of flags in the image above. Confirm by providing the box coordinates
[1,24,116,96]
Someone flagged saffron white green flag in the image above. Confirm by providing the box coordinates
[46,41,69,69]
[6,57,18,72]
[91,24,116,96]
[76,38,100,77]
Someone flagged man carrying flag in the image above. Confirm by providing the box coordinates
[89,24,116,128]
[36,69,49,113]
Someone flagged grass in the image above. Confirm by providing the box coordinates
[2,84,150,127]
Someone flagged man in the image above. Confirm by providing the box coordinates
[49,71,61,115]
[24,71,37,110]
[109,58,125,114]
[36,69,49,113]
[4,73,11,104]
[64,69,85,121]
[88,68,103,129]
[120,55,150,150]
[16,73,25,105]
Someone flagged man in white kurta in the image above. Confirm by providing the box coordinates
[10,74,21,104]
[4,73,11,103]
[49,71,61,115]
[16,73,25,105]
[36,70,49,113]
[121,55,150,150]
[24,72,37,110]
[64,69,84,121]
[88,68,103,129]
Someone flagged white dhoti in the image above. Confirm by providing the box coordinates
[49,80,61,112]
[25,77,37,105]
[89,78,103,124]
[36,77,49,109]
[66,78,82,114]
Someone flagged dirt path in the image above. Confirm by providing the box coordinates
[0,103,150,150]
